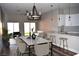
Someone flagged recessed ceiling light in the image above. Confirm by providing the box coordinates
[17,10,21,12]
[50,5,53,7]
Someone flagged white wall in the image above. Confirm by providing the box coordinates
[41,6,79,53]
[3,14,39,35]
[38,9,59,32]
[3,14,26,35]
[53,6,79,53]
[2,4,79,53]
[38,6,79,33]
[58,7,79,26]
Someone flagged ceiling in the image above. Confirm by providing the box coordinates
[0,3,79,15]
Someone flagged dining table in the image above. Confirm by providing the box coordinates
[19,36,53,56]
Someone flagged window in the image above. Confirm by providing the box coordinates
[0,21,2,35]
[24,22,36,36]
[7,22,19,34]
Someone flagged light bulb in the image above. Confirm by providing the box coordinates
[39,12,41,15]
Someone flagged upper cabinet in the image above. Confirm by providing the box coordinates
[58,7,79,26]
[65,14,79,26]
[58,15,65,26]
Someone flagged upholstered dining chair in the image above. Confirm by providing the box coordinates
[33,37,50,56]
[15,37,29,56]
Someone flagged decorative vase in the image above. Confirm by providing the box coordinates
[32,33,36,40]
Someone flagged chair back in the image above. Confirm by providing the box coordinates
[15,37,26,53]
[34,37,49,56]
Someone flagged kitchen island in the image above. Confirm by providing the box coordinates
[48,33,79,53]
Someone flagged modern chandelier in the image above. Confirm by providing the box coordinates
[26,4,41,20]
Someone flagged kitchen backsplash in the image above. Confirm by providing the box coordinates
[58,26,79,32]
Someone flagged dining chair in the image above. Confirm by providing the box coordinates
[15,37,29,56]
[48,35,57,54]
[9,38,18,56]
[33,37,50,56]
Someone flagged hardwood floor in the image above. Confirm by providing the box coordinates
[52,45,77,56]
[0,44,77,56]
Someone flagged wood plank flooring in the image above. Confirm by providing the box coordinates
[0,44,77,56]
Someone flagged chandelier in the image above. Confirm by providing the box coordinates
[26,4,41,20]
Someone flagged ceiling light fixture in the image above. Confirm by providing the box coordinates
[26,3,41,20]
[50,5,53,7]
[69,4,71,21]
[58,6,60,21]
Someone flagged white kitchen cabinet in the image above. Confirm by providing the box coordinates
[65,14,79,26]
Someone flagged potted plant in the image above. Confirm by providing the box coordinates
[2,27,10,48]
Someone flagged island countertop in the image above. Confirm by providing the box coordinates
[48,33,79,39]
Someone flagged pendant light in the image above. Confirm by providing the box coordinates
[26,3,41,20]
[69,4,71,21]
[58,5,60,21]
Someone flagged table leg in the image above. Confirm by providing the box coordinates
[51,43,53,56]
[29,46,30,56]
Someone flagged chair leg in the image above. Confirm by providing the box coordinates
[66,40,68,49]
[59,40,62,50]
[19,52,21,56]
[21,53,23,56]
[60,40,61,47]
[66,40,68,53]
[63,40,65,52]
[17,48,19,56]
[18,50,21,56]
[55,38,56,45]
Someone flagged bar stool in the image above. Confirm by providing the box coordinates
[50,35,56,45]
[59,37,68,52]
[49,35,56,55]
